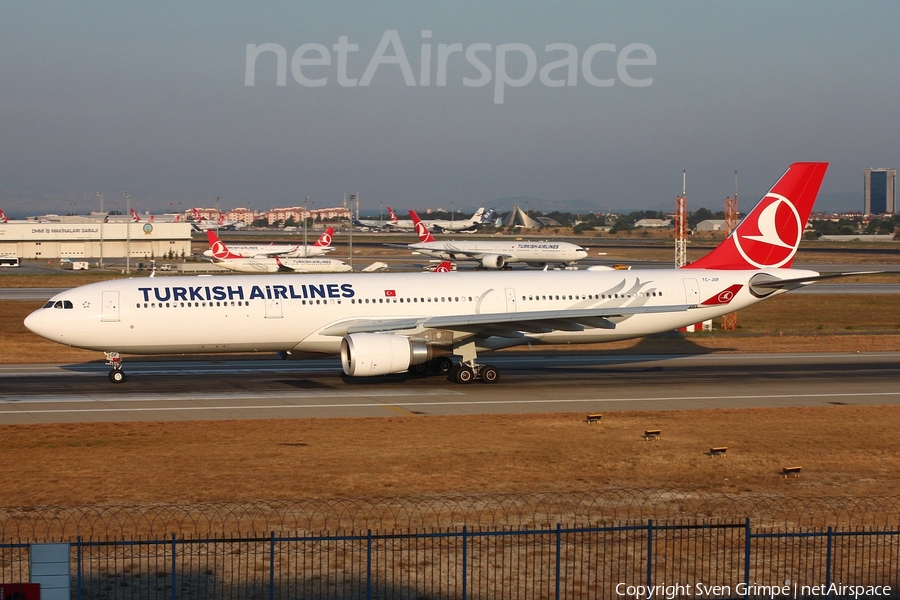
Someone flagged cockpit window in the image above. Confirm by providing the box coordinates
[63,300,73,309]
[43,301,55,308]
[54,301,63,309]
[47,300,74,309]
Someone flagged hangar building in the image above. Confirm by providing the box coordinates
[0,220,193,260]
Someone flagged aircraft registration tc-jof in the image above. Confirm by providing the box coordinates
[26,163,852,384]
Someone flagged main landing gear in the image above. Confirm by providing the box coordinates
[447,360,500,384]
[415,356,500,384]
[105,351,125,383]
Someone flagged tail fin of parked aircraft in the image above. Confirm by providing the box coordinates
[314,227,335,247]
[206,230,243,260]
[409,210,436,243]
[387,207,399,222]
[683,162,827,270]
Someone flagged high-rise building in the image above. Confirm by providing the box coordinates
[864,168,896,215]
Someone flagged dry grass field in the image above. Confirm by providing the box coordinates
[4,406,900,508]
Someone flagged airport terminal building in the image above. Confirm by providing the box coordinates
[0,220,193,260]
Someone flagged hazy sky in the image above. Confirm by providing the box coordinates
[1,2,897,216]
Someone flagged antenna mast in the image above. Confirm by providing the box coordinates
[674,170,687,267]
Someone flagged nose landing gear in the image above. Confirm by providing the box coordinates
[105,352,125,383]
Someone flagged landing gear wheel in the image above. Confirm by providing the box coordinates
[411,362,429,375]
[432,356,454,374]
[480,365,500,384]
[454,366,475,384]
[108,369,125,383]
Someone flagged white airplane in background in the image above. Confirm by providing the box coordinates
[353,216,391,230]
[419,208,492,232]
[130,209,183,224]
[202,228,335,259]
[190,208,245,231]
[383,207,416,231]
[27,163,859,385]
[204,231,350,274]
[404,209,587,269]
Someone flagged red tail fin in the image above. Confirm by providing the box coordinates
[130,208,141,222]
[683,162,827,270]
[0,210,7,223]
[315,227,334,247]
[409,210,436,243]
[434,261,453,272]
[387,207,399,221]
[206,230,242,260]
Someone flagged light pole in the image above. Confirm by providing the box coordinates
[123,192,131,274]
[303,196,309,256]
[97,192,104,269]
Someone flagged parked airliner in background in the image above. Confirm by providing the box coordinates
[205,231,351,274]
[384,207,415,231]
[421,208,492,232]
[130,209,183,224]
[202,228,335,259]
[404,209,587,269]
[190,208,245,231]
[353,206,397,229]
[26,163,855,385]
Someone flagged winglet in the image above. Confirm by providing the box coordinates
[683,162,828,270]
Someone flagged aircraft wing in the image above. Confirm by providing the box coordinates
[318,303,693,337]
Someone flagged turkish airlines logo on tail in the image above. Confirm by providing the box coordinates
[211,240,229,259]
[317,232,332,246]
[733,193,802,268]
[415,221,430,240]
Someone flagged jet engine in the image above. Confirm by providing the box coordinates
[340,333,432,377]
[481,254,506,269]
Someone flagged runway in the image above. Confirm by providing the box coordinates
[0,352,898,424]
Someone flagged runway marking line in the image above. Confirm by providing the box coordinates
[2,390,899,416]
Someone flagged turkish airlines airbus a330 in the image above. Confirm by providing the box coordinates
[26,163,851,384]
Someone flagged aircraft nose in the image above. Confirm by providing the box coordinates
[576,249,588,259]
[24,307,55,341]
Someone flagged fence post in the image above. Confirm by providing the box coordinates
[555,523,562,600]
[744,517,751,599]
[269,531,276,600]
[825,526,833,599]
[366,529,372,600]
[171,534,177,600]
[646,519,653,590]
[462,526,468,600]
[76,536,82,600]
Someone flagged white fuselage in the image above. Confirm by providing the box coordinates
[409,240,588,265]
[24,268,812,356]
[212,257,351,273]
[202,244,333,258]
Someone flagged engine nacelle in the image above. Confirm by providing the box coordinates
[340,333,432,377]
[481,254,506,269]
